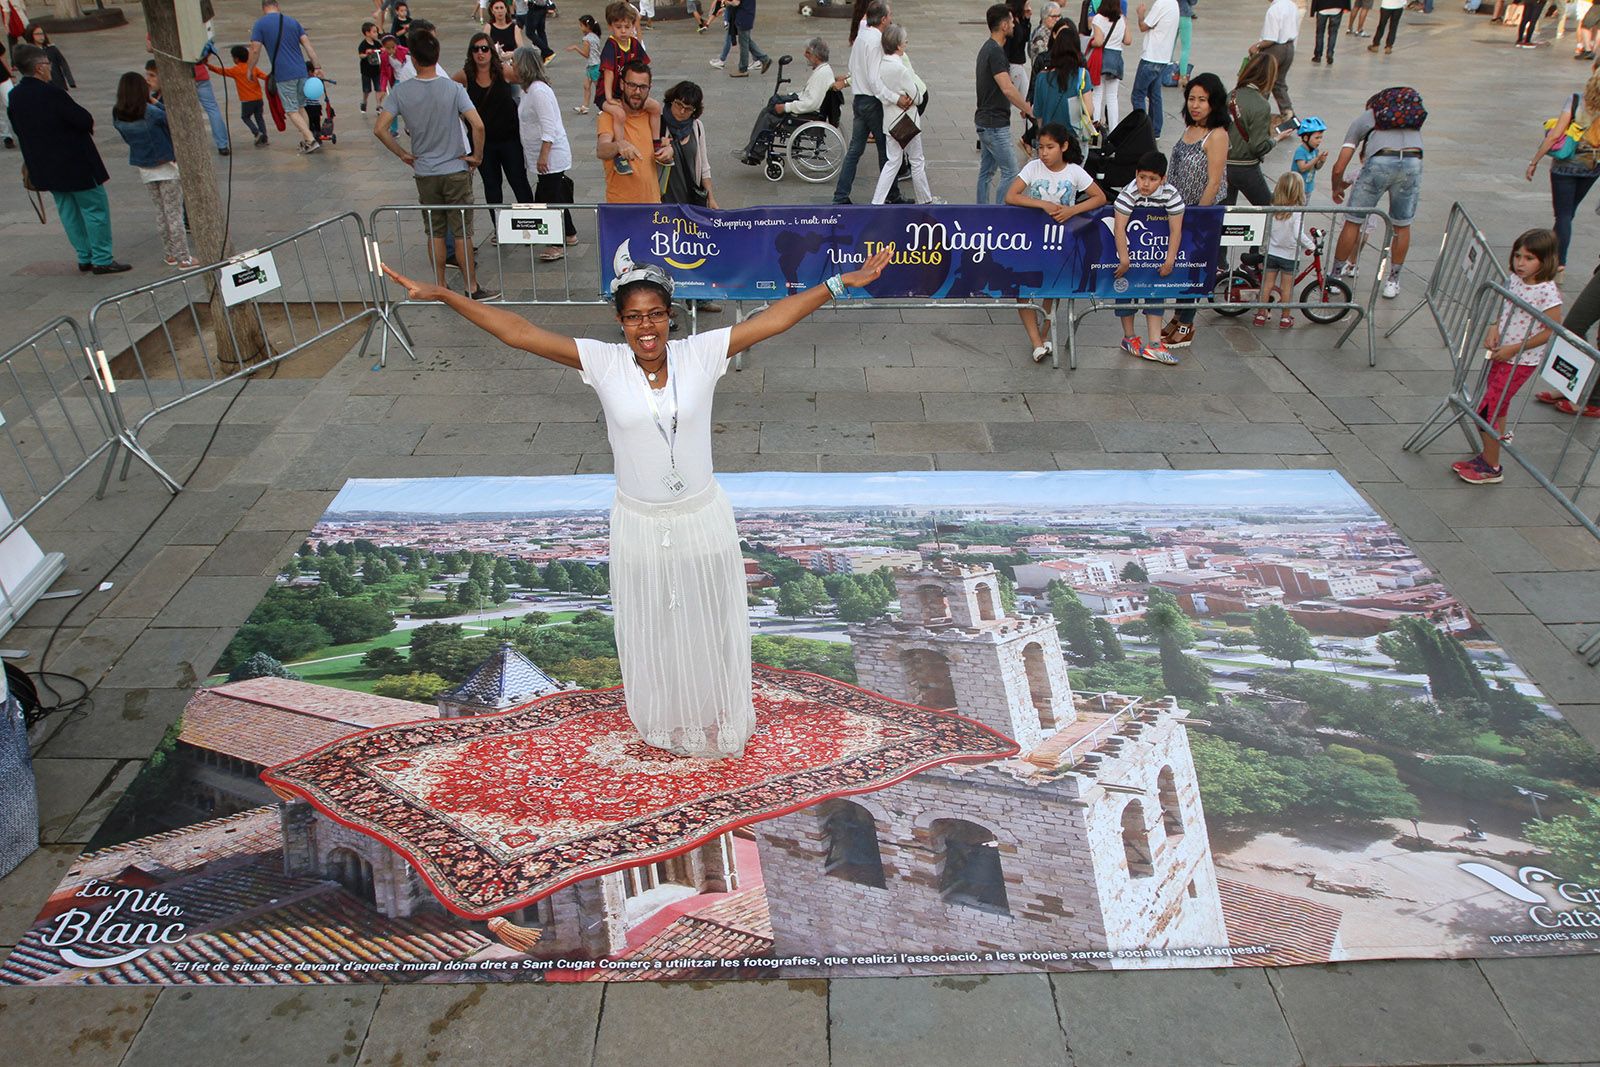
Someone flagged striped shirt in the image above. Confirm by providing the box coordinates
[1114,180,1186,216]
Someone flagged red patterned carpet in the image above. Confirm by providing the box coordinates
[262,666,1019,918]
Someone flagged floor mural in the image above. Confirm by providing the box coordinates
[6,470,1600,985]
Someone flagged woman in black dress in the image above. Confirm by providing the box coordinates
[454,32,535,215]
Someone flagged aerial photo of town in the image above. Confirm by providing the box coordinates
[6,469,1600,986]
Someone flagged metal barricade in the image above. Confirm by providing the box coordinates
[1400,278,1600,665]
[367,203,625,366]
[0,316,169,541]
[1062,205,1395,369]
[1384,201,1501,352]
[86,212,386,445]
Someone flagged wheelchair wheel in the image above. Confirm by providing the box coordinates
[787,121,846,183]
[766,159,785,182]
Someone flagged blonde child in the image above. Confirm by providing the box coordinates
[1114,150,1186,366]
[567,13,602,114]
[1453,229,1564,485]
[1005,123,1107,362]
[597,2,661,174]
[1253,172,1315,330]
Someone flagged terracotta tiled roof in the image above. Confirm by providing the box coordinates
[582,888,775,981]
[68,807,284,885]
[180,679,435,767]
[1218,878,1343,968]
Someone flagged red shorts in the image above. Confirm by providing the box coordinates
[1477,361,1537,424]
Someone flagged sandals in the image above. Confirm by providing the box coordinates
[539,247,565,262]
[1252,308,1271,327]
[166,254,199,269]
[1279,311,1295,329]
[1030,344,1052,364]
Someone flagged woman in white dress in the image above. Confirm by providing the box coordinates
[382,249,893,758]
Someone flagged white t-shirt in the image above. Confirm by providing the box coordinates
[1261,0,1300,43]
[1265,212,1313,261]
[576,326,732,502]
[1139,0,1180,64]
[1093,12,1125,53]
[1497,275,1563,364]
[1378,0,1405,8]
[1016,159,1095,204]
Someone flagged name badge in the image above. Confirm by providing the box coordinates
[662,470,687,496]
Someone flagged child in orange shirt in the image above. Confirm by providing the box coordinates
[208,44,271,146]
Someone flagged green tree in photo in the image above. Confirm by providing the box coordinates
[1046,581,1100,665]
[362,556,390,586]
[1253,605,1318,669]
[1092,618,1125,661]
[298,541,314,558]
[775,582,814,618]
[362,647,407,673]
[1517,721,1600,786]
[220,619,331,668]
[456,580,485,611]
[490,577,509,604]
[1120,561,1149,583]
[318,557,360,598]
[997,571,1017,614]
[1145,590,1211,704]
[371,672,451,702]
[1525,799,1600,883]
[312,599,396,645]
[543,560,572,593]
[493,557,515,584]
[226,652,301,682]
[569,563,600,596]
[1385,617,1490,703]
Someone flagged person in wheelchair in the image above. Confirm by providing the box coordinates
[738,36,835,164]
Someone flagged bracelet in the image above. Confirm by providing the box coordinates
[825,274,847,300]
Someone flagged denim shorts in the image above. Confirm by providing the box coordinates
[1347,154,1422,227]
[1265,253,1297,272]
[277,76,308,113]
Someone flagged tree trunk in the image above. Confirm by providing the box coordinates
[141,0,271,365]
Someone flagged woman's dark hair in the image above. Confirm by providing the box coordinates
[25,24,49,46]
[462,32,503,82]
[1235,52,1278,97]
[1082,0,1119,36]
[1048,23,1084,92]
[1037,122,1083,164]
[1182,72,1230,130]
[663,80,704,120]
[612,279,672,314]
[489,0,511,20]
[112,71,151,122]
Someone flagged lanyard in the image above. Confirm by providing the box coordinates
[636,353,680,471]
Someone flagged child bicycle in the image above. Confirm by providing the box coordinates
[1210,227,1353,323]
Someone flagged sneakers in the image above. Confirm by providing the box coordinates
[1456,457,1504,484]
[572,104,589,114]
[300,139,321,154]
[729,68,750,77]
[1451,454,1482,474]
[443,254,462,272]
[360,103,368,113]
[1252,307,1272,327]
[1167,323,1195,348]
[709,58,725,68]
[614,154,634,174]
[755,59,770,74]
[468,286,500,301]
[1120,336,1146,358]
[1031,343,1052,363]
[254,133,269,147]
[1279,311,1295,329]
[1121,337,1178,364]
[1381,276,1402,299]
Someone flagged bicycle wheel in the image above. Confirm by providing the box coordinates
[1299,276,1353,324]
[1211,269,1256,317]
[787,121,846,183]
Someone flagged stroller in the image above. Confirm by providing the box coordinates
[1083,109,1155,200]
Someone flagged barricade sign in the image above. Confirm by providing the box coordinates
[219,250,282,307]
[1219,211,1262,247]
[1540,337,1598,406]
[596,204,1226,302]
[497,207,565,246]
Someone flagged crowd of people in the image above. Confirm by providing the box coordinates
[3,0,1599,448]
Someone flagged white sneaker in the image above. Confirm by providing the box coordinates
[709,58,725,68]
[1381,276,1401,299]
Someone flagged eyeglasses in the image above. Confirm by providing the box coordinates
[471,44,492,53]
[623,81,651,91]
[620,309,670,326]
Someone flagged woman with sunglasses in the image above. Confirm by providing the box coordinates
[381,247,893,757]
[454,32,534,215]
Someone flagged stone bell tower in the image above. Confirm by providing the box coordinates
[848,561,1074,751]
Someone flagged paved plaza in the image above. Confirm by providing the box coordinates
[4,0,1600,1063]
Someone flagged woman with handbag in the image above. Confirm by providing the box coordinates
[1027,23,1093,146]
[871,24,939,204]
[1527,70,1600,268]
[1223,52,1290,206]
[1087,0,1128,132]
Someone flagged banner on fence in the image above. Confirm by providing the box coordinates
[597,204,1225,301]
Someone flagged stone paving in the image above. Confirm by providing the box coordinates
[4,0,1600,1063]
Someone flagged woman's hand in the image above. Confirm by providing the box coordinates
[840,245,894,288]
[382,264,448,302]
[1526,160,1539,181]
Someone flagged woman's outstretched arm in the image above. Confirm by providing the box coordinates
[382,265,582,368]
[728,246,895,356]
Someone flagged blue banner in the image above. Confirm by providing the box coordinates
[596,204,1224,302]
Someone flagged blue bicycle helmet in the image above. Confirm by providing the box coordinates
[1297,116,1328,135]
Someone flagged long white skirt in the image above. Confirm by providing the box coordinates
[609,479,754,758]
